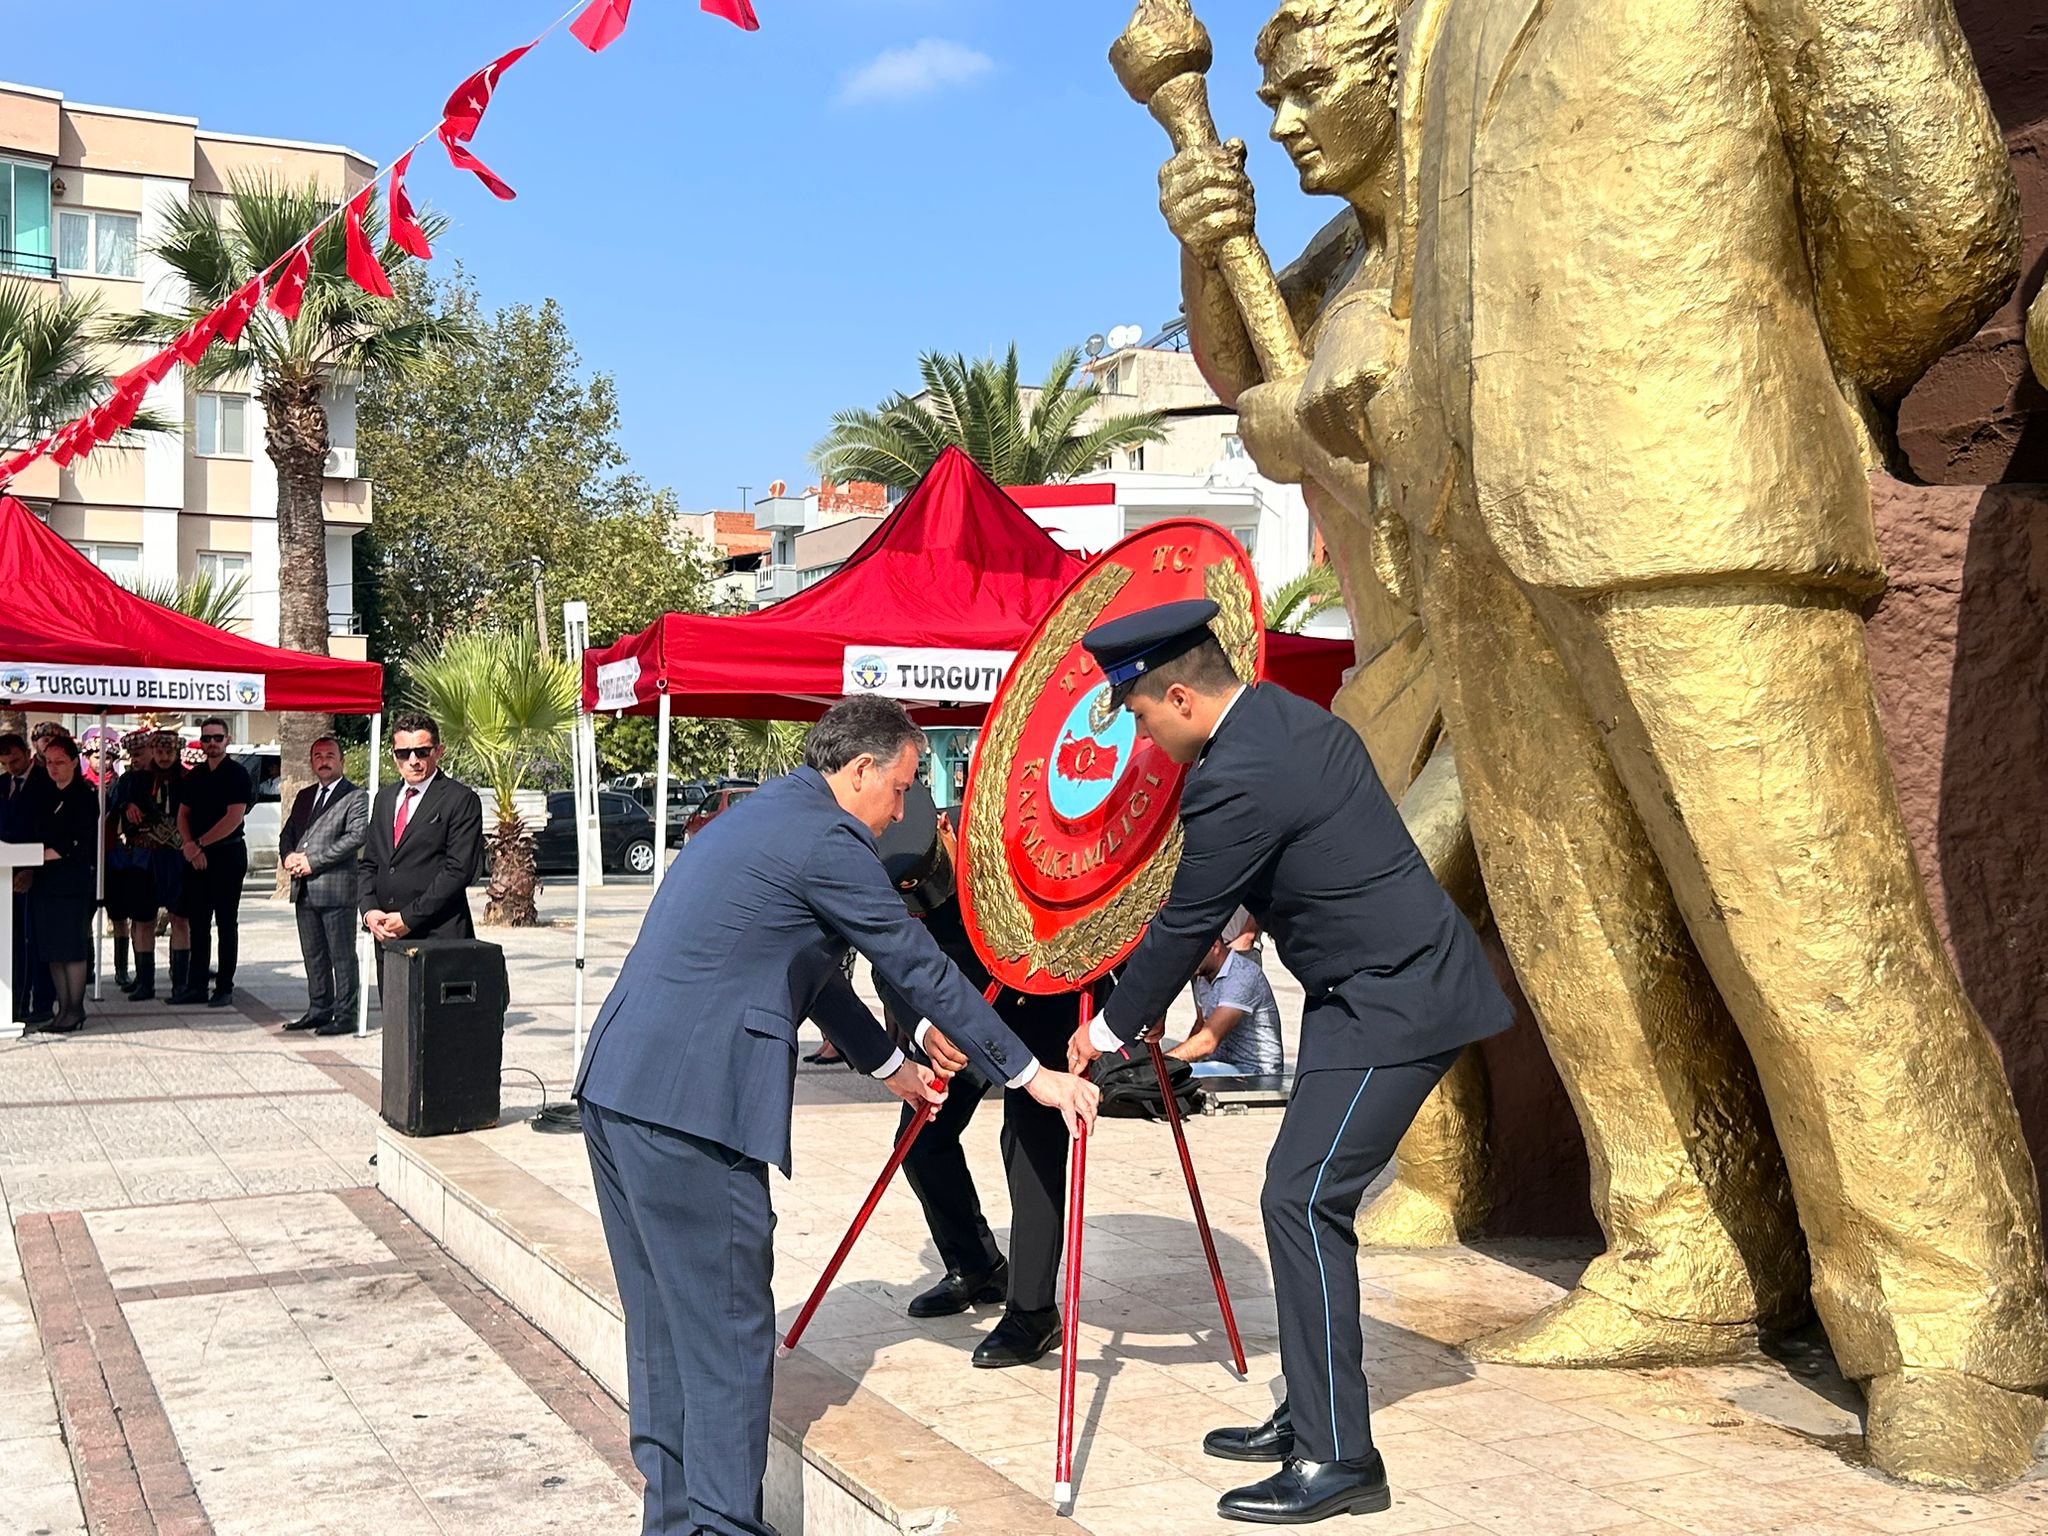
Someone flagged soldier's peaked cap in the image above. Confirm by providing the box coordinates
[1082,598,1221,705]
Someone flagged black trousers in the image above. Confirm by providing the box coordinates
[583,1101,774,1536]
[1263,1049,1461,1463]
[12,890,53,1018]
[899,997,1074,1313]
[295,901,360,1027]
[181,840,248,991]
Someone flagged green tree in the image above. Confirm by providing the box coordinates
[0,277,174,448]
[125,567,252,631]
[1265,563,1344,634]
[813,345,1164,491]
[403,626,577,927]
[358,267,721,677]
[730,719,805,778]
[108,174,468,828]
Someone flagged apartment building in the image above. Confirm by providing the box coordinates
[0,80,376,736]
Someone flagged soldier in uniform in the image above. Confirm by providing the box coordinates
[875,786,1078,1369]
[1071,599,1512,1525]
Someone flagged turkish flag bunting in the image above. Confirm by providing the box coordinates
[170,310,222,367]
[388,153,432,260]
[344,185,396,297]
[438,125,519,201]
[571,0,631,51]
[268,243,312,320]
[217,276,264,344]
[51,425,85,469]
[701,0,759,28]
[0,449,35,483]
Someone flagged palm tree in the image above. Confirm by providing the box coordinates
[813,345,1164,491]
[0,277,174,451]
[125,567,252,631]
[1265,562,1344,634]
[730,719,806,779]
[403,626,577,927]
[107,173,470,828]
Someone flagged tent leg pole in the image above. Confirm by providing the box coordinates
[652,693,671,893]
[93,716,106,1004]
[359,711,381,1040]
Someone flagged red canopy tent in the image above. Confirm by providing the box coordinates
[581,446,1350,724]
[0,495,383,714]
[0,493,384,1035]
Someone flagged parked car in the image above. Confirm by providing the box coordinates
[532,790,659,877]
[232,748,282,873]
[681,784,755,844]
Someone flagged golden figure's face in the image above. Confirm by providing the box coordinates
[1257,15,1397,201]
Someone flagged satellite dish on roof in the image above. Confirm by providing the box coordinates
[1109,323,1144,350]
[1084,334,1107,359]
[768,479,787,498]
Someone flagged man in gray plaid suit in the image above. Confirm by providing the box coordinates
[280,736,368,1037]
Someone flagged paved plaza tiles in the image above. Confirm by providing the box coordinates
[1,879,2044,1534]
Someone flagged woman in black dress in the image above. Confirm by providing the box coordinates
[30,736,99,1034]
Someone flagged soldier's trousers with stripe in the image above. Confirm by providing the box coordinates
[1262,1048,1463,1463]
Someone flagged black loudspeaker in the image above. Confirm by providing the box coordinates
[380,938,510,1136]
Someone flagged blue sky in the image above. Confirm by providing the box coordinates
[8,0,1333,510]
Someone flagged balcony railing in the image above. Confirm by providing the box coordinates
[328,611,364,636]
[0,248,56,280]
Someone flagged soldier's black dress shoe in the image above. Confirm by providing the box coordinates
[971,1306,1060,1368]
[206,987,235,1009]
[1205,1400,1295,1462]
[907,1260,1008,1319]
[313,1018,356,1036]
[283,1014,325,1032]
[1218,1453,1391,1524]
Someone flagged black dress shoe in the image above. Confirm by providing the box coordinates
[206,988,235,1009]
[1206,1400,1295,1462]
[283,1015,325,1032]
[1218,1454,1391,1524]
[166,991,205,1007]
[313,1018,356,1036]
[972,1306,1061,1368]
[908,1260,1008,1319]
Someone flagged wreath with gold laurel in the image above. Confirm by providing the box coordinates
[965,558,1260,986]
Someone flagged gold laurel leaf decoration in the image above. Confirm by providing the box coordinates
[1205,558,1260,682]
[965,564,1133,968]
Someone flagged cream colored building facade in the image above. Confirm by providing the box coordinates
[0,79,375,723]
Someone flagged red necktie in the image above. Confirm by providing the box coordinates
[393,787,416,847]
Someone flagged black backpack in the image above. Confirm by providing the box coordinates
[1093,1050,1203,1121]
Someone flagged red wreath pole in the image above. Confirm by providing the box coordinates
[1149,1038,1247,1377]
[777,981,1001,1359]
[1054,990,1093,1508]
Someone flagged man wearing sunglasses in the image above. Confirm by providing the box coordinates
[170,718,253,1008]
[359,712,483,982]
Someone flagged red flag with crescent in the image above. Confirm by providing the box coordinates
[387,152,432,260]
[344,185,395,297]
[267,243,312,320]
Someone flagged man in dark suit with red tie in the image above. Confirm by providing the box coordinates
[359,713,483,1008]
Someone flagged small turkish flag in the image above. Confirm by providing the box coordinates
[171,309,223,367]
[438,128,518,201]
[217,276,264,344]
[571,0,631,50]
[701,0,760,28]
[136,347,180,386]
[268,243,312,320]
[344,186,395,298]
[441,45,531,143]
[51,423,86,469]
[388,153,432,260]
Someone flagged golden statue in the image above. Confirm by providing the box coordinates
[1119,0,2048,1489]
[1115,0,1495,1247]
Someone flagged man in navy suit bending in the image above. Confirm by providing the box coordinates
[574,695,1101,1536]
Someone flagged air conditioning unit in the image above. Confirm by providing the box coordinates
[323,446,359,479]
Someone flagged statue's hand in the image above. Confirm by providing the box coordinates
[1235,378,1308,484]
[1160,140,1256,264]
[1298,293,1402,465]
